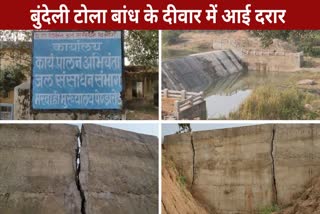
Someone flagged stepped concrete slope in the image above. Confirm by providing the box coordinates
[162,50,245,92]
[163,124,320,214]
[0,124,81,214]
[80,124,158,214]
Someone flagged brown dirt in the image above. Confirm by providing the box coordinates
[125,107,158,120]
[162,98,176,116]
[167,31,297,52]
[275,176,320,214]
[162,155,210,214]
[304,56,320,68]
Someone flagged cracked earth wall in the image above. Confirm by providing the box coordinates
[0,124,158,214]
[163,124,320,214]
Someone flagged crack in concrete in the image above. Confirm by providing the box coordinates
[137,135,155,160]
[76,131,86,214]
[271,125,278,204]
[190,132,196,187]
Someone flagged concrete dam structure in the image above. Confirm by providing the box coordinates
[163,124,320,214]
[162,50,246,92]
[212,39,304,72]
[0,124,81,214]
[80,124,158,214]
[0,124,158,214]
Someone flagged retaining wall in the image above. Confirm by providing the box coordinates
[163,124,320,214]
[80,124,158,214]
[0,124,159,214]
[0,124,81,214]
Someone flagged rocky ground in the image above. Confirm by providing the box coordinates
[162,98,176,119]
[125,106,158,120]
[163,31,297,59]
[275,176,320,214]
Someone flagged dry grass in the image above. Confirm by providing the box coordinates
[228,85,319,120]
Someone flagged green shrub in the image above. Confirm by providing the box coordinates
[162,31,183,45]
[228,85,318,120]
[259,204,280,214]
[177,174,187,187]
[0,65,25,94]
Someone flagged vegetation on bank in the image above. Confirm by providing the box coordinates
[162,154,188,189]
[162,30,215,59]
[163,30,320,57]
[162,30,236,46]
[228,85,319,120]
[177,174,187,188]
[251,30,320,57]
[163,30,320,59]
[259,204,280,214]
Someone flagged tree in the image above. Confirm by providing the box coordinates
[0,30,32,42]
[162,30,183,45]
[250,30,320,56]
[250,30,291,47]
[0,30,32,70]
[125,30,158,67]
[0,65,25,95]
[0,31,31,95]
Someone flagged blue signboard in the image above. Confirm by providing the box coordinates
[32,31,123,110]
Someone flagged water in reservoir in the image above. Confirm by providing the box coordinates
[205,71,295,119]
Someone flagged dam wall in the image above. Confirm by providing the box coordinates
[163,124,320,214]
[162,50,246,92]
[0,124,158,214]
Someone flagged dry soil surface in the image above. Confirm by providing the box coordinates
[275,176,320,214]
[162,156,210,214]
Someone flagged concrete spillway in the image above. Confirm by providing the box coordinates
[162,50,246,92]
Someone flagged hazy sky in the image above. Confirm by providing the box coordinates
[69,123,159,137]
[66,123,261,139]
[162,123,258,138]
[98,123,159,137]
